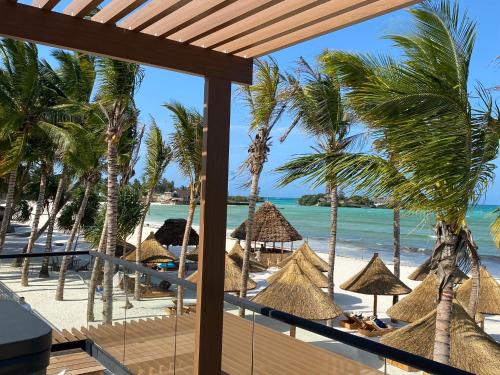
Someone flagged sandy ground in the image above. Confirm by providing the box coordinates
[1,209,499,374]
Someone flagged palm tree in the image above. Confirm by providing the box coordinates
[276,58,355,325]
[164,102,202,315]
[319,1,498,365]
[97,58,143,325]
[238,58,286,316]
[0,40,44,251]
[134,119,171,300]
[39,50,96,278]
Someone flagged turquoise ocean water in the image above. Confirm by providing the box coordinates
[146,198,500,267]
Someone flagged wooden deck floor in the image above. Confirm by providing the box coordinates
[48,348,104,375]
[69,313,381,375]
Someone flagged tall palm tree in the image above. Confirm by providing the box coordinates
[0,40,44,251]
[97,58,143,325]
[320,1,499,365]
[164,102,202,315]
[38,50,96,278]
[238,58,286,316]
[277,58,355,325]
[134,120,171,300]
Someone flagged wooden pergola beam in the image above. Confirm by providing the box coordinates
[0,1,253,84]
[92,0,148,25]
[64,0,104,18]
[32,0,60,9]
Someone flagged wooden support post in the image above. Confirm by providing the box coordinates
[289,325,296,338]
[194,76,232,375]
[373,294,378,317]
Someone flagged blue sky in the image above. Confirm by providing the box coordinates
[33,0,500,202]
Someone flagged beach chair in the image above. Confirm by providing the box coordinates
[357,318,394,337]
[339,312,362,330]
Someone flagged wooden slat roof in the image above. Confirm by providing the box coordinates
[0,0,421,83]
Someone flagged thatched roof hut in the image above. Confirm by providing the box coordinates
[155,218,199,247]
[279,242,329,272]
[387,274,438,322]
[268,251,328,288]
[186,255,256,292]
[230,202,302,242]
[228,242,267,272]
[456,267,500,315]
[408,256,468,283]
[252,261,342,321]
[115,242,136,257]
[340,253,411,315]
[186,247,198,262]
[381,302,500,375]
[123,232,177,264]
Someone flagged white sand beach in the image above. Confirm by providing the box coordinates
[1,210,499,373]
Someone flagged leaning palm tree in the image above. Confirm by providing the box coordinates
[319,1,499,365]
[0,40,44,251]
[164,102,203,315]
[38,50,96,278]
[277,58,354,326]
[238,58,286,316]
[133,119,171,300]
[96,58,143,324]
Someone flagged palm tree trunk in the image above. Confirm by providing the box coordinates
[21,164,49,286]
[87,216,108,322]
[39,171,67,278]
[432,221,458,365]
[177,189,196,315]
[0,169,18,252]
[392,205,401,306]
[103,138,119,325]
[134,190,153,300]
[239,171,260,317]
[326,183,338,327]
[55,179,92,300]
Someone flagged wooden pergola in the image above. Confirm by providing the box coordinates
[0,1,420,374]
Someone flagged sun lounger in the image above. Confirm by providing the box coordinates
[339,312,362,330]
[357,319,394,337]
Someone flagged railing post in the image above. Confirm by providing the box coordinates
[194,76,232,375]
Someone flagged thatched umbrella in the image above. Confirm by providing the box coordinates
[252,260,342,337]
[228,242,267,272]
[267,250,328,288]
[340,253,411,316]
[387,274,438,322]
[381,302,500,375]
[155,218,199,247]
[230,202,302,251]
[456,266,500,316]
[124,232,177,264]
[279,242,329,272]
[186,255,256,292]
[408,256,468,283]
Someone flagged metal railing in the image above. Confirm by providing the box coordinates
[0,250,472,375]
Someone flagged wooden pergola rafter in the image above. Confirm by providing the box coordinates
[0,0,421,374]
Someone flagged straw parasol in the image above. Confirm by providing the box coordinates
[340,253,411,316]
[228,242,267,272]
[381,301,500,375]
[387,274,438,322]
[456,266,500,316]
[279,242,329,272]
[124,232,177,264]
[155,218,199,247]
[230,202,302,243]
[267,251,328,288]
[408,256,469,283]
[252,260,342,336]
[186,255,256,292]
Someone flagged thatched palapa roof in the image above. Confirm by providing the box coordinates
[252,260,342,320]
[186,255,256,292]
[155,218,199,247]
[228,242,267,272]
[408,256,468,282]
[268,250,328,288]
[340,253,411,296]
[116,242,136,257]
[456,267,500,315]
[387,274,438,322]
[279,242,329,272]
[230,202,302,242]
[186,247,198,261]
[124,232,177,264]
[381,302,500,375]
